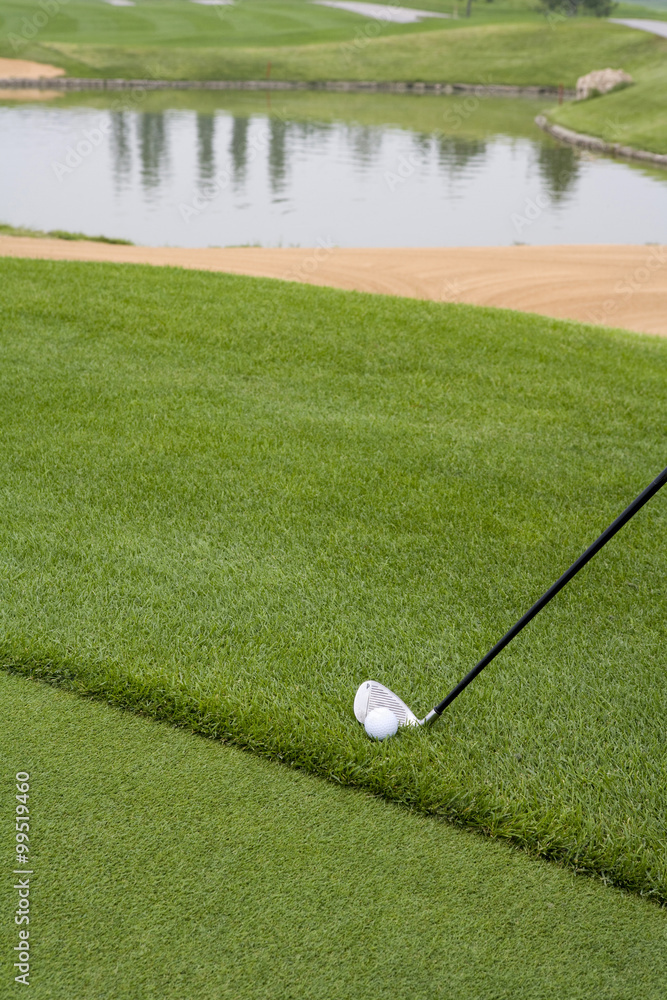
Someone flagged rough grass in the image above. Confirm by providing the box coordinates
[2,668,667,999]
[1,257,666,902]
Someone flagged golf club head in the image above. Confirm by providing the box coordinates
[354,679,420,729]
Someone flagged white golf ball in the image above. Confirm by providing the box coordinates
[364,707,399,740]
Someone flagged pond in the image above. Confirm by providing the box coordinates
[1,90,666,247]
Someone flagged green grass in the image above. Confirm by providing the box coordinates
[0,0,457,56]
[1,257,666,904]
[1,0,663,59]
[1,5,664,88]
[547,61,667,156]
[0,221,133,244]
[2,667,667,999]
[0,0,608,59]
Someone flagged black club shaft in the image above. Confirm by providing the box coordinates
[433,465,667,716]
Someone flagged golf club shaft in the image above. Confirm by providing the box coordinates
[430,465,667,718]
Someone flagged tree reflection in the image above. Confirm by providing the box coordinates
[435,135,486,173]
[347,124,383,168]
[138,113,168,192]
[292,120,330,145]
[268,118,288,195]
[411,132,432,158]
[536,144,580,203]
[196,114,216,193]
[109,112,131,189]
[230,116,250,188]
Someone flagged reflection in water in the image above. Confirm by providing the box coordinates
[347,124,383,167]
[536,144,580,203]
[410,132,432,159]
[230,116,250,189]
[110,111,131,189]
[293,120,330,145]
[93,109,572,207]
[436,135,487,173]
[268,118,288,196]
[139,113,168,192]
[2,100,665,248]
[196,114,216,193]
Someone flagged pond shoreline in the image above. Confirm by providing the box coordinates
[535,115,667,169]
[0,77,573,99]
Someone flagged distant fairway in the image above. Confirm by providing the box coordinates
[0,0,457,52]
[0,0,664,85]
[2,668,667,999]
[1,256,665,901]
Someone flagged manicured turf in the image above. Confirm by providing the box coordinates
[0,0,455,58]
[2,668,667,999]
[1,258,666,903]
[2,0,663,60]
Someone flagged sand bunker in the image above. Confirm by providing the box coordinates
[0,237,664,337]
[0,58,65,80]
[0,89,62,101]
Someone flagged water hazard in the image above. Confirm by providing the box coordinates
[1,91,665,247]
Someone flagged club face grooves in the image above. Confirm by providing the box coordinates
[354,680,419,727]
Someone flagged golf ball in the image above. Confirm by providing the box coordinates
[364,707,399,740]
